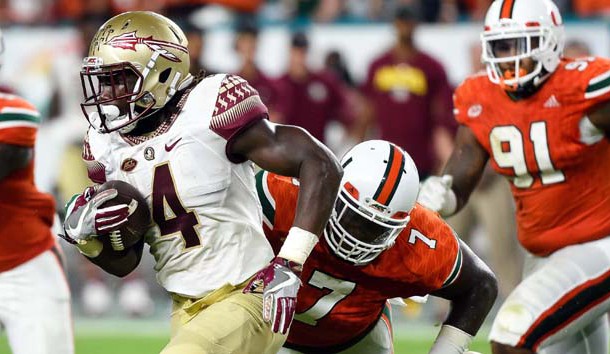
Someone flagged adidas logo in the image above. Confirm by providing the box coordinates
[544,95,561,108]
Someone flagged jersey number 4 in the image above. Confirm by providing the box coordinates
[152,163,202,250]
[490,121,565,188]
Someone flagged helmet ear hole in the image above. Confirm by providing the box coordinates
[159,68,171,84]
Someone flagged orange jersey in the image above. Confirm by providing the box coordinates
[454,57,610,256]
[256,171,461,350]
[0,93,55,271]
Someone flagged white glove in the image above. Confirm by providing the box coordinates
[64,188,131,243]
[417,175,457,217]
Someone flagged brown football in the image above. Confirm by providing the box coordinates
[96,180,151,251]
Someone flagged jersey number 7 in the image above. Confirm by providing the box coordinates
[295,270,356,326]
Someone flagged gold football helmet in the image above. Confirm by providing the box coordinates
[81,11,193,133]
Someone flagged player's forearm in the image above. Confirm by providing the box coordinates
[292,152,342,235]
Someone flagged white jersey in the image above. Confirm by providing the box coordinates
[84,74,274,297]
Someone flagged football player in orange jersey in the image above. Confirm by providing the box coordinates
[0,30,74,354]
[258,140,497,354]
[418,1,610,353]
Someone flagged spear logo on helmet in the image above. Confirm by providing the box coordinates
[106,32,188,62]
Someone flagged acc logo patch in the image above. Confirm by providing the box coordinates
[467,104,482,118]
[121,158,138,172]
[144,147,155,161]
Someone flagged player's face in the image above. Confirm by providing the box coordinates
[394,19,416,44]
[490,37,539,75]
[96,69,139,115]
[336,202,395,246]
[235,33,257,61]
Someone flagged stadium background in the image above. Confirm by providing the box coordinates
[0,1,609,353]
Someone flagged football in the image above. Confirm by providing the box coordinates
[96,180,151,251]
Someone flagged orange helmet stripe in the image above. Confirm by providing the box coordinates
[500,0,516,19]
[374,145,406,205]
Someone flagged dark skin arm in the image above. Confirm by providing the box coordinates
[231,119,343,236]
[0,143,33,180]
[431,239,498,335]
[442,125,489,214]
[79,119,341,275]
[588,100,610,135]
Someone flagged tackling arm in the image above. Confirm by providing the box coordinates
[0,143,32,180]
[428,239,498,353]
[431,239,498,335]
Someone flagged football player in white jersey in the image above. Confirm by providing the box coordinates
[61,12,342,354]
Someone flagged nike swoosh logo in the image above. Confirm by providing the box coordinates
[165,138,182,152]
[265,270,300,293]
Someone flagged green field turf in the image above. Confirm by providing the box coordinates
[0,319,493,354]
[0,335,492,354]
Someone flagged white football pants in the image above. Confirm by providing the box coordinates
[490,236,610,353]
[0,247,73,354]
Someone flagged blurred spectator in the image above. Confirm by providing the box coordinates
[233,18,281,121]
[446,41,522,300]
[54,0,110,23]
[573,0,610,17]
[325,50,355,87]
[345,0,443,22]
[275,32,363,149]
[1,0,55,24]
[361,5,455,179]
[564,38,593,58]
[180,20,212,75]
[324,49,369,155]
[451,0,491,21]
[312,0,344,22]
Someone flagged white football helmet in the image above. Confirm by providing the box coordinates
[325,140,419,265]
[481,0,564,91]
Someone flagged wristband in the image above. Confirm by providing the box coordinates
[429,325,473,354]
[278,227,319,265]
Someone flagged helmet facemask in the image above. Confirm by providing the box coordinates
[325,190,410,265]
[482,27,558,91]
[81,59,156,134]
[81,11,193,134]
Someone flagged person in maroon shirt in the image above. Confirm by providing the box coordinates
[234,19,281,121]
[361,6,455,178]
[275,32,359,145]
